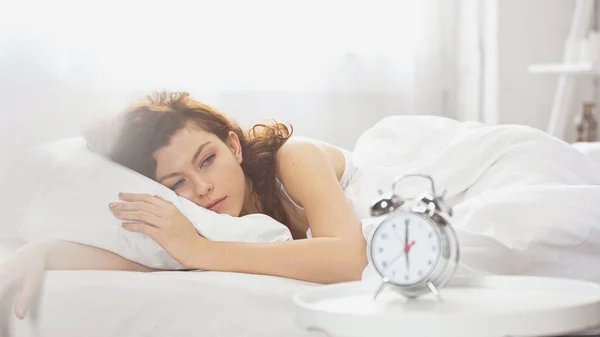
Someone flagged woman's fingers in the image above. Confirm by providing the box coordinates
[112,210,163,227]
[0,243,51,321]
[109,201,164,218]
[0,255,45,321]
[14,265,44,320]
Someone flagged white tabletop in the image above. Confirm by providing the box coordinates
[293,276,600,337]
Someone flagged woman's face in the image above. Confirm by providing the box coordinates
[153,124,247,217]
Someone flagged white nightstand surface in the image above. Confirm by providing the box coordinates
[293,276,600,337]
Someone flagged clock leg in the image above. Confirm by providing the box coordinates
[427,281,444,301]
[373,278,389,300]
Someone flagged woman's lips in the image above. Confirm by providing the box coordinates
[208,197,226,212]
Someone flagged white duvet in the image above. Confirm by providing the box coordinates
[348,116,600,282]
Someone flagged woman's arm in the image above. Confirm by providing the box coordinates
[9,240,156,272]
[0,240,155,320]
[188,237,365,284]
[38,240,156,272]
[184,140,368,284]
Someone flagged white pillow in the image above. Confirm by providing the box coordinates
[9,137,292,270]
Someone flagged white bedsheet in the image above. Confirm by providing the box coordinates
[1,269,324,337]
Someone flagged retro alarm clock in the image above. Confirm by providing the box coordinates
[367,174,459,300]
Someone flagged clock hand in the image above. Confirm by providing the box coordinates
[405,222,409,270]
[403,240,416,271]
[386,251,405,271]
[393,231,404,243]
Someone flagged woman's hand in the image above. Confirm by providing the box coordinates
[0,242,49,320]
[110,193,207,268]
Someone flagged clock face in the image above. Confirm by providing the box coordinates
[369,213,442,286]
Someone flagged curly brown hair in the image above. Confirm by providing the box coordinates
[83,91,293,225]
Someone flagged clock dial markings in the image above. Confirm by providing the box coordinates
[372,214,445,287]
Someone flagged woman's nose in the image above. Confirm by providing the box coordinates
[194,179,214,197]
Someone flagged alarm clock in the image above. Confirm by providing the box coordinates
[367,174,459,300]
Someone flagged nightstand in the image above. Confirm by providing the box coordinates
[293,276,600,337]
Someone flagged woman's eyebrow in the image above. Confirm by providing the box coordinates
[192,141,211,163]
[158,141,211,183]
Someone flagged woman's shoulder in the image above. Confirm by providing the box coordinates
[276,136,347,182]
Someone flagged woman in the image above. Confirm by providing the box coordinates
[0,91,368,320]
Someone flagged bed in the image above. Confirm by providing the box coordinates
[2,249,600,337]
[3,121,600,337]
[0,259,324,337]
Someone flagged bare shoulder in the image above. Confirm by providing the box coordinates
[276,137,346,181]
[274,137,362,240]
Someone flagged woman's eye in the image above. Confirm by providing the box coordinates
[171,180,184,190]
[201,154,215,167]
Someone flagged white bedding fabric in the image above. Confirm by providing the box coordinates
[5,115,600,281]
[348,116,600,282]
[573,141,600,163]
[3,115,600,336]
[1,270,323,337]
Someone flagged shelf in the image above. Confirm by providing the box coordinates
[528,63,600,75]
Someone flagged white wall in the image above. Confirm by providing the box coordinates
[0,43,413,174]
[456,0,484,123]
[0,1,453,176]
[485,0,578,135]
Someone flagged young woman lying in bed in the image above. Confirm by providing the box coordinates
[1,91,368,319]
